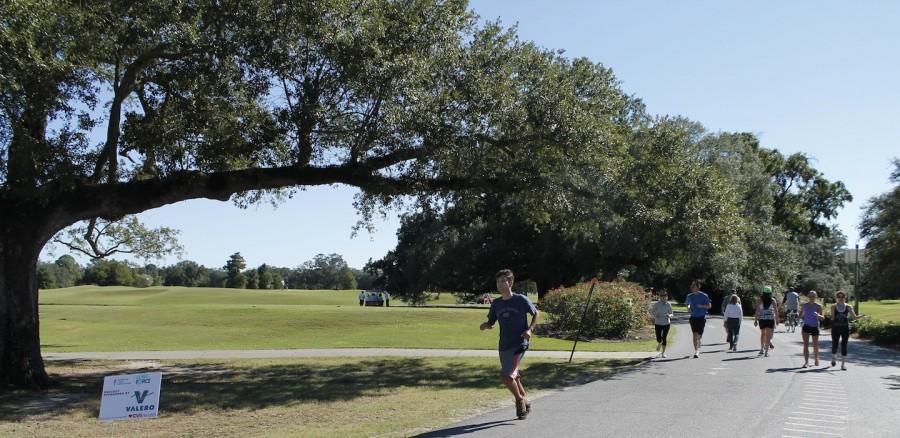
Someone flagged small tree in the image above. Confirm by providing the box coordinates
[225,253,247,289]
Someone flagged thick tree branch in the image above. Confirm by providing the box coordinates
[91,46,191,183]
[52,163,494,230]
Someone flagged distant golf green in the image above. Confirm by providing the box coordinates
[859,300,900,322]
[40,286,655,352]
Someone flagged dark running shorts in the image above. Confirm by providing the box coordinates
[499,344,528,378]
[758,319,775,330]
[802,325,820,336]
[689,317,706,335]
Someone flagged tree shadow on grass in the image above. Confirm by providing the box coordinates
[0,358,639,422]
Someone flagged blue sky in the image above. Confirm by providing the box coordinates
[43,1,899,269]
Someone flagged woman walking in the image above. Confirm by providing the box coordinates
[830,291,859,370]
[723,294,743,352]
[754,287,778,357]
[650,290,674,358]
[800,290,825,368]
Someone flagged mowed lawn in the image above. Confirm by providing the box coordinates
[859,300,900,322]
[40,286,655,352]
[1,357,640,437]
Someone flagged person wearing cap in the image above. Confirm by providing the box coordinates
[753,286,778,357]
[782,286,801,331]
[649,289,674,358]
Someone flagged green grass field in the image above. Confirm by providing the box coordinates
[1,357,639,437]
[39,286,655,352]
[859,300,900,322]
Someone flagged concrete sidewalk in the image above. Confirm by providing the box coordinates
[43,348,653,361]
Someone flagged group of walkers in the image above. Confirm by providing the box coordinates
[650,280,863,370]
[477,270,865,421]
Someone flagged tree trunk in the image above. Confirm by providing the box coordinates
[0,214,53,389]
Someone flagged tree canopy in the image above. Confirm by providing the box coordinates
[5,0,624,387]
[861,159,900,298]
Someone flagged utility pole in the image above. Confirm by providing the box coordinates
[854,243,860,315]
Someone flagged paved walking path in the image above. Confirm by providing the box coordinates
[43,348,652,361]
[421,314,900,437]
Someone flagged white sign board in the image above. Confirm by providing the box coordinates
[843,248,867,264]
[99,372,162,421]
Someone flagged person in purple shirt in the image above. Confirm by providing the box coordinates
[799,290,825,368]
[480,269,539,420]
[685,280,711,358]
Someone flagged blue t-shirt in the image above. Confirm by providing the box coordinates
[487,294,537,351]
[686,292,711,318]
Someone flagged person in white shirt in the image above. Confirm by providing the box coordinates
[723,294,744,352]
[358,290,365,306]
[383,291,390,307]
[649,290,674,358]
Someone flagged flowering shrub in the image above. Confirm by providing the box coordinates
[539,280,650,340]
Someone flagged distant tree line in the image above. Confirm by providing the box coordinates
[38,252,376,291]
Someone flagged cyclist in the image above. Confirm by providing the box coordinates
[783,287,801,331]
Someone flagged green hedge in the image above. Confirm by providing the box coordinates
[539,281,650,340]
[855,318,900,346]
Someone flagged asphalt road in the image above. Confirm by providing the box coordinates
[420,313,900,438]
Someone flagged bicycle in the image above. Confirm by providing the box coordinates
[785,310,799,333]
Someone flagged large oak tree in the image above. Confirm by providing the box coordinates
[1,0,606,387]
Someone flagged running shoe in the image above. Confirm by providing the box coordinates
[831,358,836,367]
[693,351,699,358]
[764,350,769,357]
[516,399,528,420]
[841,364,847,371]
[656,343,661,352]
[661,353,667,358]
[815,360,819,366]
[758,349,764,355]
[769,342,775,350]
[802,363,808,368]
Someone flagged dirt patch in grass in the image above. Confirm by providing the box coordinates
[1,357,640,437]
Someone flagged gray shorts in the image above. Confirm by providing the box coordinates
[499,344,528,378]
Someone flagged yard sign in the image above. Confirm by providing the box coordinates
[98,372,162,421]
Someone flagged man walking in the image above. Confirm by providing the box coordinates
[480,269,540,420]
[686,280,711,358]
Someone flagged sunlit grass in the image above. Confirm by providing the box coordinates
[40,286,655,352]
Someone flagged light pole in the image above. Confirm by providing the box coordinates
[854,243,860,315]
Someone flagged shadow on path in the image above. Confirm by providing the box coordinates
[883,375,900,390]
[415,420,516,437]
[722,356,758,362]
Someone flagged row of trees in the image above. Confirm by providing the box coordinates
[860,160,900,299]
[367,127,857,303]
[38,253,376,291]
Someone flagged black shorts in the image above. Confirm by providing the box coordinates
[802,325,820,336]
[758,320,775,330]
[689,317,706,334]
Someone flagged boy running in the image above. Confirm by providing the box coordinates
[686,280,711,358]
[480,269,540,420]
